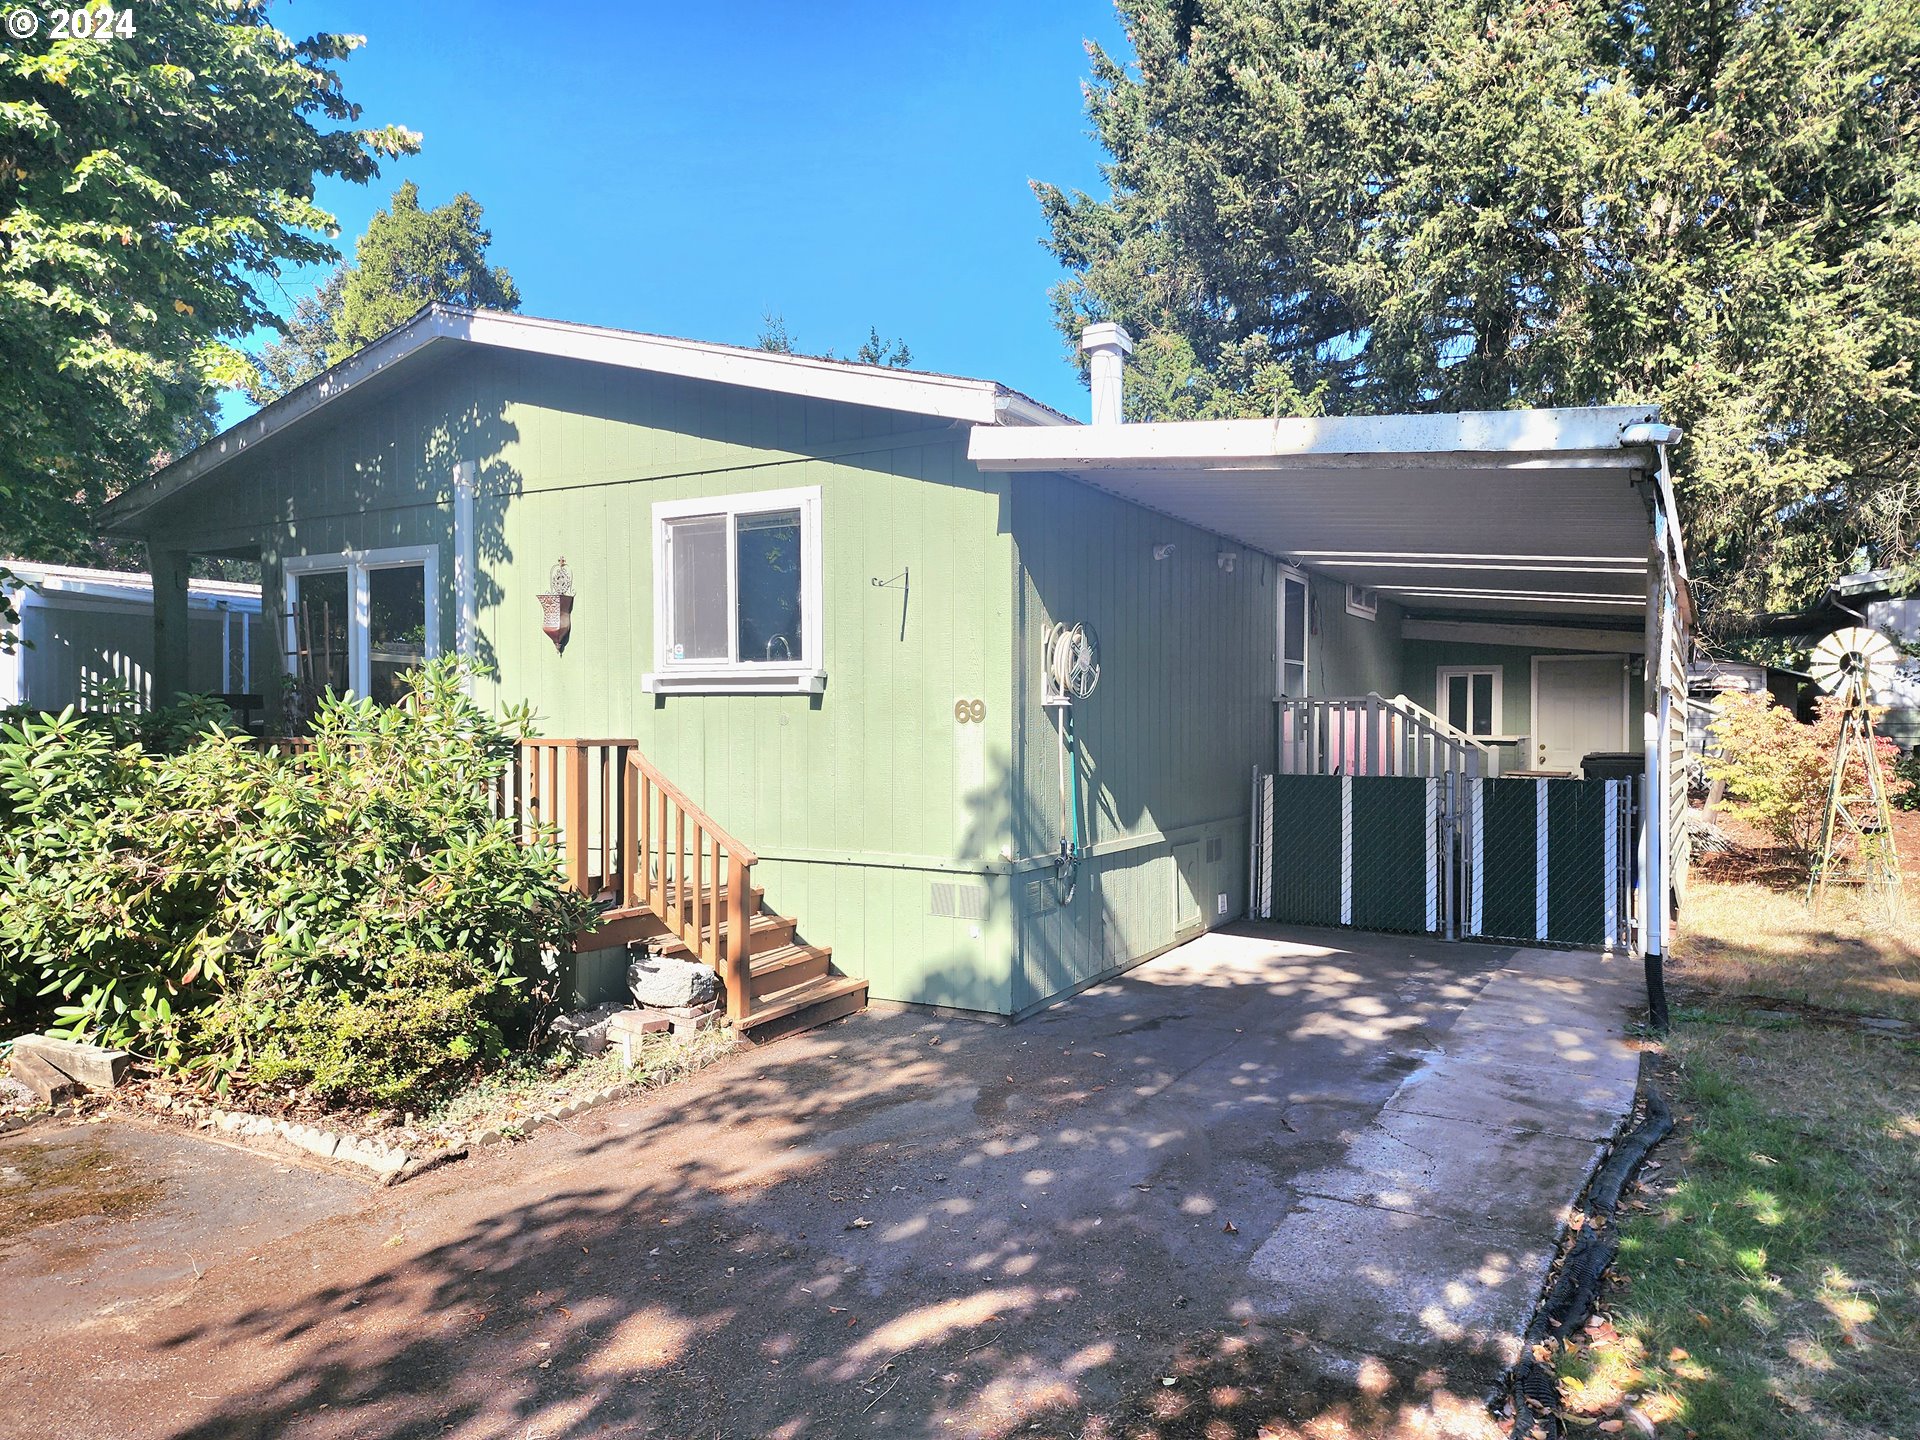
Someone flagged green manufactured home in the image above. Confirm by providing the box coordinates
[104,305,1690,1029]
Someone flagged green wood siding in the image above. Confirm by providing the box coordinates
[1006,474,1275,1013]
[140,350,1019,1014]
[1309,574,1405,696]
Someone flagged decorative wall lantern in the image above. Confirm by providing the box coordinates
[538,557,575,653]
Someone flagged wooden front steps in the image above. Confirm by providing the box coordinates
[738,971,868,1043]
[529,738,866,1043]
[653,910,796,962]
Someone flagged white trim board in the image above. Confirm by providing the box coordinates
[1275,562,1309,700]
[968,404,1666,473]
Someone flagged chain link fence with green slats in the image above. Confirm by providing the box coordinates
[1254,772,1634,949]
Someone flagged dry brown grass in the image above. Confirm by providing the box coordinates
[1677,812,1920,1023]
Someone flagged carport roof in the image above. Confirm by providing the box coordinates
[968,405,1676,621]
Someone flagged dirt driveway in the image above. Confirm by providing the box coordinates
[0,925,1640,1439]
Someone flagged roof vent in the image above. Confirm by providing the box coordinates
[1080,322,1133,426]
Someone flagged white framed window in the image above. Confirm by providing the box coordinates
[643,486,825,695]
[1276,564,1310,699]
[283,545,439,706]
[1437,666,1502,738]
[1346,583,1379,620]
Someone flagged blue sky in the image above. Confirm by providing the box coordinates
[236,0,1129,423]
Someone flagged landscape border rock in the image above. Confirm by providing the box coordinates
[142,1076,643,1184]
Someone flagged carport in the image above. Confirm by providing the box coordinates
[970,389,1692,1015]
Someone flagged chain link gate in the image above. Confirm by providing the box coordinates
[1465,777,1633,948]
[1251,770,1633,949]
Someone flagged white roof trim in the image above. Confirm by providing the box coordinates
[968,405,1663,472]
[964,404,1674,622]
[106,304,1072,527]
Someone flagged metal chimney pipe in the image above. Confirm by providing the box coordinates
[1079,322,1133,425]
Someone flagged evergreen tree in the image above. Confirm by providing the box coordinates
[247,269,347,405]
[1036,0,1920,624]
[332,181,520,359]
[755,313,913,368]
[249,183,520,404]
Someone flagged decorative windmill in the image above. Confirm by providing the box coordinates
[1806,626,1903,910]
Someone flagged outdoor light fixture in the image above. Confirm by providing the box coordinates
[538,557,575,653]
[1152,543,1176,561]
[1216,548,1239,573]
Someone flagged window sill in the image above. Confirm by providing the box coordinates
[642,669,827,696]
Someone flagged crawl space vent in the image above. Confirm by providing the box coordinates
[929,882,989,920]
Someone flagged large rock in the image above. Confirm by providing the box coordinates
[549,1003,622,1056]
[628,952,718,1010]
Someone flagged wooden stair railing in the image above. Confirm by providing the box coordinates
[502,739,639,902]
[621,750,759,1027]
[501,740,763,1026]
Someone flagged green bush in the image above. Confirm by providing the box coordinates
[1895,749,1920,811]
[197,949,513,1105]
[0,681,234,758]
[0,657,599,1100]
[1706,691,1911,862]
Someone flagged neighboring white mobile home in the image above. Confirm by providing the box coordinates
[1,561,265,716]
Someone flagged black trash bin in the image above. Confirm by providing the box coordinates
[1580,752,1645,782]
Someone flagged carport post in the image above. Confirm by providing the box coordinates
[1638,506,1671,1032]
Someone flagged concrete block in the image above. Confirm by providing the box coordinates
[11,1034,131,1091]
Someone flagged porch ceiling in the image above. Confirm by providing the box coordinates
[968,406,1667,620]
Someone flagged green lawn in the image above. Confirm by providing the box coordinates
[1555,866,1920,1439]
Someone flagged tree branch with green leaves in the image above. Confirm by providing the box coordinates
[0,0,418,560]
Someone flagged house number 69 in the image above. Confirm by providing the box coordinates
[954,698,986,723]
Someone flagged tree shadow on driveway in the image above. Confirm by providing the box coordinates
[11,928,1550,1439]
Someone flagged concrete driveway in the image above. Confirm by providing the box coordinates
[0,924,1641,1440]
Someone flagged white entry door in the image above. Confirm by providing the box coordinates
[1532,655,1629,774]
